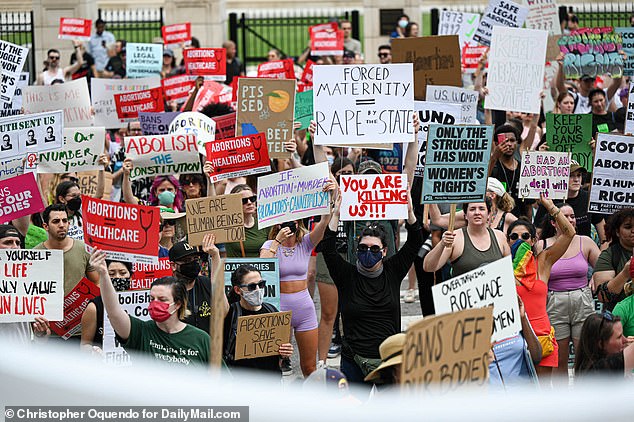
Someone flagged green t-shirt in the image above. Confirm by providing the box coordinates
[34,239,95,295]
[225,224,270,258]
[595,244,632,275]
[25,224,48,249]
[613,295,634,337]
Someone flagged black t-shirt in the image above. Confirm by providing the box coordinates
[105,55,126,78]
[225,57,244,85]
[183,276,212,333]
[533,189,605,237]
[591,112,619,137]
[70,51,95,82]
[491,159,529,218]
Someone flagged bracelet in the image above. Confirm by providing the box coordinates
[550,210,560,219]
[273,239,280,244]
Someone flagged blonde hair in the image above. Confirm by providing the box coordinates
[268,220,308,244]
[495,191,515,213]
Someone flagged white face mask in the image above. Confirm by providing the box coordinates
[326,155,335,166]
[242,288,264,307]
[398,19,408,29]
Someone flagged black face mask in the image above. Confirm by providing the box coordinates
[177,261,201,280]
[280,221,297,234]
[67,196,82,212]
[111,278,131,292]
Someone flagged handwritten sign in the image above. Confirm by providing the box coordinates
[0,72,27,118]
[213,112,237,140]
[162,74,194,103]
[559,28,623,79]
[546,113,593,171]
[184,48,226,81]
[392,37,461,101]
[23,78,93,127]
[438,11,481,48]
[103,290,151,365]
[422,124,493,203]
[205,133,270,182]
[0,173,44,224]
[310,23,344,56]
[83,195,160,264]
[0,110,64,161]
[340,174,407,221]
[130,258,172,291]
[58,18,92,40]
[0,249,64,323]
[38,127,105,173]
[168,111,216,155]
[138,111,180,135]
[224,258,280,310]
[257,59,296,79]
[626,83,634,136]
[235,311,292,360]
[486,27,548,114]
[236,78,295,159]
[162,23,191,48]
[257,162,330,229]
[615,28,634,77]
[426,85,478,124]
[0,40,29,104]
[126,43,162,79]
[294,90,313,130]
[185,193,245,245]
[124,133,200,181]
[473,0,530,47]
[114,87,164,119]
[49,277,99,339]
[589,133,634,214]
[0,158,24,181]
[518,151,570,199]
[524,0,561,35]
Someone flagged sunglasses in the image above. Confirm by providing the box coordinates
[182,179,199,186]
[599,310,615,333]
[508,232,531,241]
[48,55,60,60]
[357,244,384,253]
[160,220,177,230]
[239,280,266,291]
[242,195,257,204]
[378,53,390,58]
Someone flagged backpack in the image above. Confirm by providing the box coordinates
[223,301,278,364]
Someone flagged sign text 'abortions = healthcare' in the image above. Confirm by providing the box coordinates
[91,76,161,128]
[162,23,192,48]
[589,133,634,214]
[130,258,172,291]
[422,124,493,203]
[124,133,201,180]
[83,196,160,264]
[313,64,415,145]
[38,127,106,173]
[0,173,45,224]
[49,277,100,339]
[257,162,331,229]
[340,174,408,221]
[0,249,64,323]
[185,193,246,246]
[235,311,292,360]
[184,48,226,81]
[58,18,92,40]
[114,87,164,119]
[518,151,570,200]
[205,133,271,182]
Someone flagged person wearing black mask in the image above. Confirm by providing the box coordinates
[55,181,84,240]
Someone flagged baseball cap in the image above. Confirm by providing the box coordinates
[163,48,174,58]
[0,224,22,240]
[343,49,355,59]
[168,240,203,262]
[570,160,587,174]
[358,160,382,174]
[303,367,350,395]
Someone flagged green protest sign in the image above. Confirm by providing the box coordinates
[546,113,593,172]
[294,90,313,130]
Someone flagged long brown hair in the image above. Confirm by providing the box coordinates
[268,220,308,244]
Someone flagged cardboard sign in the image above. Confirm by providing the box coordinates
[114,87,164,119]
[124,133,200,181]
[0,158,24,181]
[546,113,593,171]
[58,18,92,41]
[392,36,461,101]
[294,90,313,130]
[126,43,162,79]
[0,72,28,118]
[76,170,112,200]
[23,78,93,127]
[162,23,191,48]
[310,23,344,56]
[422,124,493,203]
[213,112,237,140]
[184,48,226,81]
[486,27,548,114]
[426,85,478,124]
[0,40,29,104]
[235,311,292,360]
[91,76,161,129]
[83,196,160,264]
[518,151,570,199]
[401,307,493,392]
[224,258,280,310]
[339,174,407,221]
[236,78,295,159]
[103,290,151,365]
[130,258,172,291]
[38,127,106,173]
[257,162,330,229]
[185,193,245,245]
[559,28,623,79]
[313,64,414,145]
[205,133,271,182]
[0,173,45,224]
[0,110,64,161]
[168,111,216,154]
[524,0,561,35]
[438,11,481,48]
[257,59,296,79]
[138,111,180,135]
[0,249,64,323]
[162,74,194,103]
[589,133,634,214]
[473,0,530,47]
[615,28,634,77]
[462,45,488,73]
[49,277,99,339]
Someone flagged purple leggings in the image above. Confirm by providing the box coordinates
[280,289,318,332]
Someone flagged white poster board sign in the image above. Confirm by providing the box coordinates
[103,290,151,366]
[473,0,530,47]
[524,0,562,35]
[426,85,479,124]
[414,101,462,177]
[0,40,29,104]
[518,151,570,200]
[23,78,94,127]
[38,127,106,173]
[589,133,634,214]
[438,11,481,48]
[340,174,408,221]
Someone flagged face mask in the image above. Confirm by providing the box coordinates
[67,197,82,212]
[111,277,131,292]
[158,190,176,206]
[326,155,335,166]
[177,261,201,280]
[280,221,297,234]
[148,300,174,322]
[398,19,408,29]
[357,250,383,268]
[242,288,264,307]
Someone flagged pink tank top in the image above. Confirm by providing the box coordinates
[548,237,589,291]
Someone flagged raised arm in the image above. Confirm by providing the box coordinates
[308,179,336,246]
[540,196,575,269]
[201,233,229,317]
[121,158,139,205]
[94,153,109,199]
[182,76,204,112]
[402,113,420,190]
[309,120,327,164]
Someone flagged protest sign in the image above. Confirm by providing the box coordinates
[524,0,561,35]
[422,124,493,203]
[91,76,161,128]
[205,133,271,182]
[83,196,160,264]
[310,23,344,56]
[546,35,563,62]
[0,72,27,118]
[301,60,314,86]
[114,87,164,119]
[257,59,296,79]
[401,307,492,392]
[432,256,520,342]
[103,290,151,365]
[559,28,623,79]
[192,80,232,111]
[213,112,237,140]
[414,101,463,178]
[184,48,226,81]
[130,258,172,291]
[138,111,180,135]
[126,43,162,78]
[589,133,634,214]
[236,78,295,159]
[626,83,634,136]
[546,113,593,171]
[294,90,313,130]
[312,64,414,145]
[438,11,480,48]
[49,277,99,339]
[23,78,93,127]
[124,133,200,180]
[168,111,216,154]
[0,110,64,161]
[0,249,64,323]
[257,162,330,229]
[616,28,634,77]
[485,27,548,114]
[162,74,194,103]
[0,173,45,224]
[426,85,478,124]
[0,40,29,104]
[0,158,23,181]
[185,193,245,245]
[392,37,461,101]
[77,170,112,200]
[38,127,105,173]
[235,311,292,360]
[461,45,488,73]
[518,151,570,199]
[58,18,92,40]
[473,0,530,47]
[224,258,280,309]
[162,23,191,48]
[340,174,408,221]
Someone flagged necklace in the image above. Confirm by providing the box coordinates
[488,209,498,228]
[281,246,296,257]
[500,159,517,193]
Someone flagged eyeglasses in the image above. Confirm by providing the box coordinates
[508,232,532,241]
[357,244,384,253]
[378,53,390,58]
[599,310,615,333]
[239,280,266,291]
[242,195,257,204]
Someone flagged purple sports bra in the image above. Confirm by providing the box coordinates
[548,237,589,291]
[261,233,314,282]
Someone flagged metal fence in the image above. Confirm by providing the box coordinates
[0,11,35,83]
[97,8,164,44]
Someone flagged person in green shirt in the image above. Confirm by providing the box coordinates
[613,296,634,338]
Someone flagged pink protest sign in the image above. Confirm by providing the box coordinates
[339,174,408,221]
[0,173,45,224]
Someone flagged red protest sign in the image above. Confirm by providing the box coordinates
[162,22,191,47]
[184,48,227,81]
[162,74,194,103]
[192,80,232,111]
[83,195,160,264]
[59,18,92,41]
[114,87,164,119]
[205,133,271,182]
[130,258,172,290]
[213,112,237,140]
[310,24,344,56]
[339,174,408,221]
[462,45,488,73]
[49,278,100,339]
[301,60,315,85]
[0,173,45,224]
[257,59,296,79]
